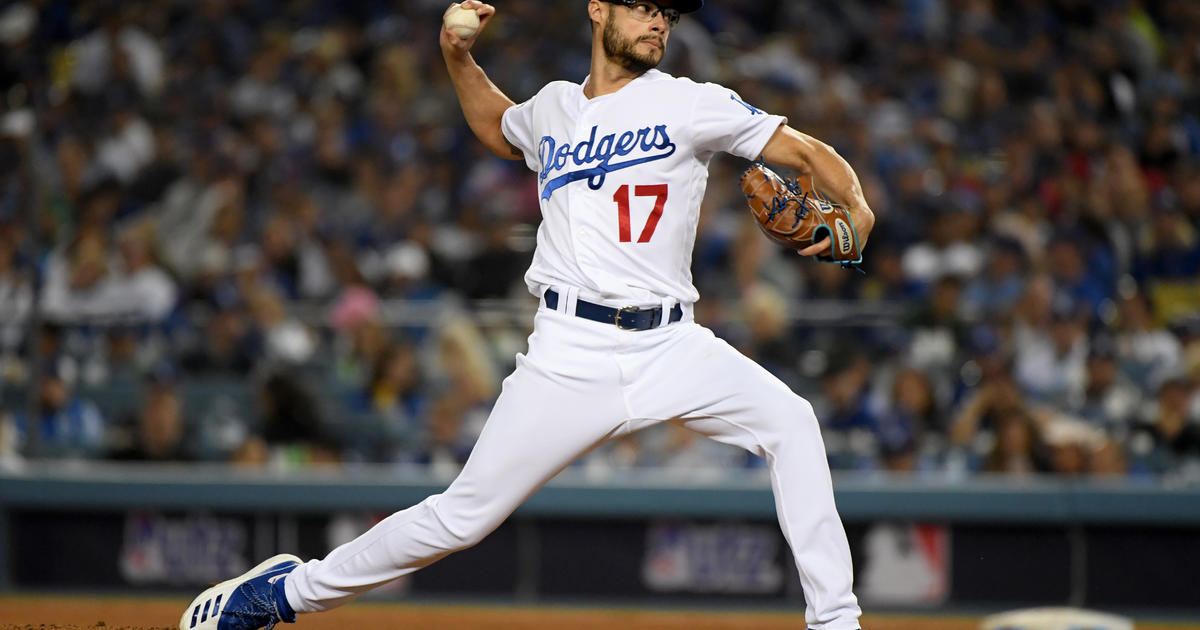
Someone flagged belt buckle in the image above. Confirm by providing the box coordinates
[615,306,643,330]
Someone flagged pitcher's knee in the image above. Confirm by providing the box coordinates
[429,501,498,551]
[438,513,492,551]
[760,395,821,444]
[764,394,816,425]
[791,396,818,422]
[446,523,490,551]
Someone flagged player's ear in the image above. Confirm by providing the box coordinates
[587,0,605,30]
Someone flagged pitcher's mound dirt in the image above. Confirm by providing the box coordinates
[2,595,1197,630]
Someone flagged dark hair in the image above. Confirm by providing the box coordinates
[260,370,325,444]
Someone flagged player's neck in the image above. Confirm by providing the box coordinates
[583,55,647,99]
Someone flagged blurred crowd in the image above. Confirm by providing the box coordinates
[1,0,1199,480]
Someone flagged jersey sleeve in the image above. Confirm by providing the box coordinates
[690,83,787,160]
[501,95,539,170]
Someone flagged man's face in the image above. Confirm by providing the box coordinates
[601,3,669,74]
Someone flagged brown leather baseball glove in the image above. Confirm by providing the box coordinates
[739,161,863,266]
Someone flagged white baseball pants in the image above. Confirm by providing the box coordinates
[284,299,862,630]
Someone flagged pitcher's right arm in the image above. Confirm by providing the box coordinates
[440,1,523,160]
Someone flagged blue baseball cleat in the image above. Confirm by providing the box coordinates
[179,553,301,630]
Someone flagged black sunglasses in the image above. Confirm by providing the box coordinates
[601,0,682,28]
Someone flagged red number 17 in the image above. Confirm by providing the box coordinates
[613,184,668,243]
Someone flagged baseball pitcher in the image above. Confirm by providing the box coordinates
[180,2,874,629]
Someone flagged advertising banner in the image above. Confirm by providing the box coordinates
[6,509,1197,611]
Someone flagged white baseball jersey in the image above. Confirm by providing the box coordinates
[501,69,787,307]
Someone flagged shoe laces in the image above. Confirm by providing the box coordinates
[226,578,282,629]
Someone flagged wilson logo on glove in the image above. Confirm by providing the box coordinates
[835,219,853,255]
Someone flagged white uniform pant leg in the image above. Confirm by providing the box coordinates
[285,311,628,612]
[626,323,861,630]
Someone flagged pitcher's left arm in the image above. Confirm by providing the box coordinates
[760,125,875,257]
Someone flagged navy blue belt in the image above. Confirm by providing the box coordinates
[544,289,683,331]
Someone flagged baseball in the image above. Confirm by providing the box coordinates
[444,5,480,39]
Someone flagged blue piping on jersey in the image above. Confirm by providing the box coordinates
[730,93,765,115]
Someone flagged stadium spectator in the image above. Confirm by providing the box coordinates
[179,303,258,376]
[1127,377,1200,476]
[235,369,340,467]
[903,275,970,378]
[245,286,316,364]
[0,228,31,355]
[1070,335,1143,434]
[12,360,107,458]
[431,316,498,412]
[1014,300,1089,406]
[68,4,163,99]
[1135,203,1200,280]
[108,364,192,461]
[1114,291,1183,391]
[900,207,984,287]
[960,237,1027,321]
[39,225,119,324]
[875,367,943,473]
[417,393,477,477]
[1040,414,1127,476]
[111,218,178,322]
[736,283,800,388]
[328,283,386,388]
[819,354,879,469]
[983,408,1043,476]
[1045,233,1114,319]
[360,341,425,457]
[949,365,1030,471]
